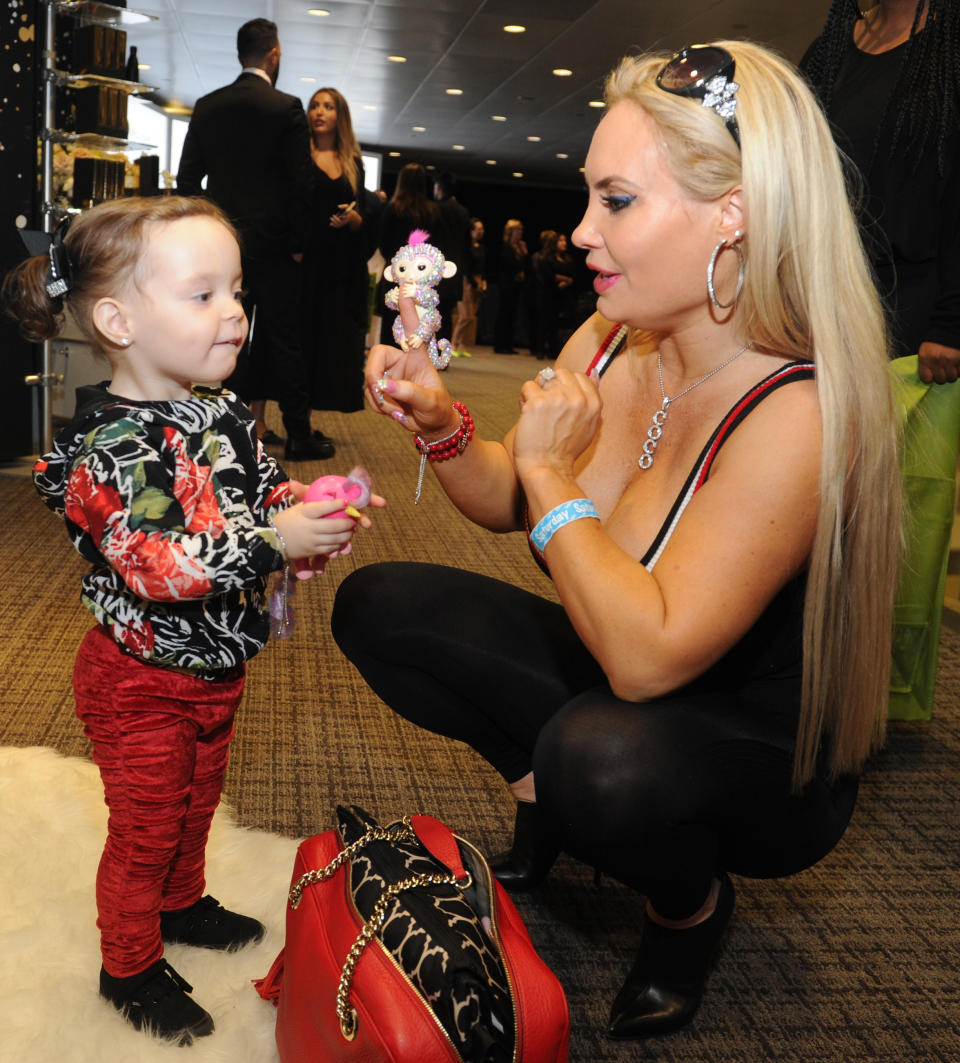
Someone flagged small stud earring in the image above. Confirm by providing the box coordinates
[120,337,130,347]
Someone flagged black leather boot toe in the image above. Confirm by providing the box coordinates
[489,801,561,892]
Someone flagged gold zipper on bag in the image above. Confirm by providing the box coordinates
[455,833,521,1063]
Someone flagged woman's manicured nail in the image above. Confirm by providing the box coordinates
[391,410,409,426]
[378,377,398,395]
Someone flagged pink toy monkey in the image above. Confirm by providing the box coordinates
[384,229,457,369]
[269,467,373,638]
[293,466,373,579]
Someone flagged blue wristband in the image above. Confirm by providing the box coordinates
[530,498,600,554]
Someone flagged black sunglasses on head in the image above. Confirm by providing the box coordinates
[656,44,741,149]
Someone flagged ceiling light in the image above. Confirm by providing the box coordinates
[363,104,376,111]
[307,8,330,15]
[588,100,605,109]
[553,68,573,77]
[491,115,507,122]
[512,172,524,178]
[388,151,401,157]
[486,159,497,165]
[504,25,526,34]
[452,144,465,151]
[412,125,426,132]
[527,136,541,142]
[388,55,407,63]
[556,152,569,159]
[138,64,151,71]
[445,88,463,96]
[300,76,316,83]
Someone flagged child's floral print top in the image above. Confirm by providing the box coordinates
[34,383,294,675]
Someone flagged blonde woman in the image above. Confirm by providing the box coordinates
[300,87,368,414]
[335,40,901,1039]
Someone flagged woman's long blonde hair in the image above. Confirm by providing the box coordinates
[605,41,902,789]
[309,87,361,196]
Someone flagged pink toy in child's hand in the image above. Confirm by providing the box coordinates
[293,466,373,580]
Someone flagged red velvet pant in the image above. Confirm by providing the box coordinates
[73,626,245,977]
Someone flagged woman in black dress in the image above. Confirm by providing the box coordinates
[533,230,576,359]
[301,87,368,414]
[494,218,528,353]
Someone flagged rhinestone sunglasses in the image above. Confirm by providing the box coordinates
[656,44,741,148]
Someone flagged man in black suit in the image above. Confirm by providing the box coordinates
[177,18,333,461]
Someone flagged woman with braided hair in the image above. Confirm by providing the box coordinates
[802,0,960,383]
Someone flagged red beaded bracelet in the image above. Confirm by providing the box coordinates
[414,402,475,461]
[413,402,475,504]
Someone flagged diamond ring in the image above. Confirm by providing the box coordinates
[537,367,557,387]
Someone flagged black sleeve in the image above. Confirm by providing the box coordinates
[925,159,960,349]
[354,157,366,223]
[281,99,313,254]
[176,111,207,195]
[379,205,404,261]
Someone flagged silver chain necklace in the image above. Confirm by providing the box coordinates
[638,341,752,470]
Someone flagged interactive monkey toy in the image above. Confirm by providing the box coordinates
[384,229,457,369]
[269,467,373,637]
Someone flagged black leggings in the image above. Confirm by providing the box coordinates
[332,562,858,917]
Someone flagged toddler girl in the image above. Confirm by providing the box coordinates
[2,196,374,1045]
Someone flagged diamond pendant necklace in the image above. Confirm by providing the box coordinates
[638,341,752,470]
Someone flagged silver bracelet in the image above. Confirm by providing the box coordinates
[269,516,288,561]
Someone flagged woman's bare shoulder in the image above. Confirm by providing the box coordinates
[554,312,622,372]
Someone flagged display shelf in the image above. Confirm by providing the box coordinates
[50,69,156,94]
[54,1,156,27]
[48,129,156,152]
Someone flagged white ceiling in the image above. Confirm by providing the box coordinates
[124,0,835,187]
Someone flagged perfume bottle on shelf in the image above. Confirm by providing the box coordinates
[125,46,139,83]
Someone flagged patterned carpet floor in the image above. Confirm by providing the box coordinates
[1,348,959,1061]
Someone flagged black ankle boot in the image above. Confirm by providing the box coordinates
[606,872,735,1039]
[489,801,561,892]
[160,894,265,950]
[100,958,214,1045]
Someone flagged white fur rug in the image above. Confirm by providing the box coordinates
[0,746,299,1062]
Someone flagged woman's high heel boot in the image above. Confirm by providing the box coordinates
[607,872,735,1039]
[489,801,561,892]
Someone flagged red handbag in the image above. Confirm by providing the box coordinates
[255,806,569,1063]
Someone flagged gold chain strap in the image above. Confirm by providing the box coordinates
[286,818,472,1041]
[335,868,472,1040]
[288,822,415,909]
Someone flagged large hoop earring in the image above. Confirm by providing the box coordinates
[707,239,745,310]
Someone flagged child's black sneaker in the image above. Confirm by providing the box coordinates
[100,959,214,1045]
[160,894,265,950]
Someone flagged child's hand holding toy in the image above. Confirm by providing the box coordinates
[292,466,374,579]
[269,467,377,637]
